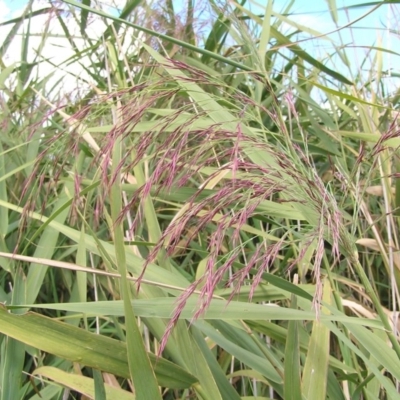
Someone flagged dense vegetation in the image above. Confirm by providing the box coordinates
[1,0,400,399]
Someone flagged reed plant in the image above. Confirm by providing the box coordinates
[1,0,400,399]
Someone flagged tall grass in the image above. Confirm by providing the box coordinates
[1,0,400,399]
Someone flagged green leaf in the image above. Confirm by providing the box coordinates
[235,3,353,85]
[62,0,258,74]
[20,297,383,327]
[258,0,273,71]
[80,0,90,35]
[302,280,331,400]
[110,107,161,399]
[25,184,72,305]
[93,369,107,400]
[326,0,338,24]
[195,320,283,386]
[0,305,198,389]
[33,367,135,400]
[337,130,400,148]
[0,268,27,400]
[190,326,242,400]
[284,294,302,400]
[0,64,16,89]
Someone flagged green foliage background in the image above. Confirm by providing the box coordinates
[0,0,400,399]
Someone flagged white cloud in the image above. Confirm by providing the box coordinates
[0,0,11,22]
[0,0,144,100]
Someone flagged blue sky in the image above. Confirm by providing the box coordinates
[272,0,397,47]
[4,0,396,48]
[2,0,399,80]
[3,0,26,14]
[259,1,399,80]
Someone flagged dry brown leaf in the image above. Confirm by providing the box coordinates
[365,185,395,196]
[356,238,380,251]
[103,373,121,388]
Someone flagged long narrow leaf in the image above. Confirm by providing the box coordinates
[0,305,197,389]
